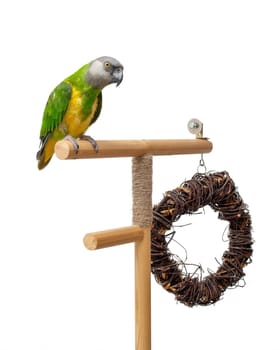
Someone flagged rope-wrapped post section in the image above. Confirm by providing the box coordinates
[132,155,153,350]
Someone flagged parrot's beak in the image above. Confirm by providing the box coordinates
[112,68,123,87]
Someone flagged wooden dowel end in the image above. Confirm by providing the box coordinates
[83,226,144,250]
[55,140,73,160]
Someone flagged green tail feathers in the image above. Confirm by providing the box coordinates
[37,134,55,170]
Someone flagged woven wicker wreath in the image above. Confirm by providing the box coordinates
[151,171,253,307]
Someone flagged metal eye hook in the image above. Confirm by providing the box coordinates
[197,153,207,174]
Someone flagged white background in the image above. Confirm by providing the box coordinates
[1,0,279,349]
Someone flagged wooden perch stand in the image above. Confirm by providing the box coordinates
[55,136,213,350]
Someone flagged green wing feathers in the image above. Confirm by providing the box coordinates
[37,82,72,169]
[39,82,72,137]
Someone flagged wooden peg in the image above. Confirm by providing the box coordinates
[83,226,144,250]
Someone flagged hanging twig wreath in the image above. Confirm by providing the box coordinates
[151,171,253,307]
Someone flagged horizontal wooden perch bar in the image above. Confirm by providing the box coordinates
[55,138,212,160]
[83,225,145,250]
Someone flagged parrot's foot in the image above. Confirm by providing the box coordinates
[63,135,79,154]
[78,135,99,153]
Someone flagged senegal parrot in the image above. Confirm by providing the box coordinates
[36,56,124,170]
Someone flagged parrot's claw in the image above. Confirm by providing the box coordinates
[63,135,79,154]
[78,135,99,153]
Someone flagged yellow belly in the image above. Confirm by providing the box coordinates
[63,87,98,137]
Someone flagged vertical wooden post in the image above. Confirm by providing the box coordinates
[132,155,153,350]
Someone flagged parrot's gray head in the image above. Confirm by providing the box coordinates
[86,56,123,89]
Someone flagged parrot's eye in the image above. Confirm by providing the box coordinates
[104,62,111,69]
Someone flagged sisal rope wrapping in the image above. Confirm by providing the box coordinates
[132,155,153,227]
